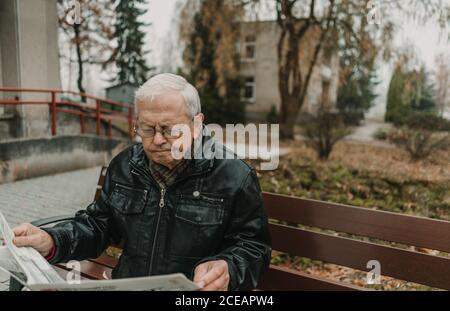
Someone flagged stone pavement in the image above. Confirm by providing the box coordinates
[0,166,102,227]
[0,166,102,291]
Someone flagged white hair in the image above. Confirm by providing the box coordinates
[134,73,201,117]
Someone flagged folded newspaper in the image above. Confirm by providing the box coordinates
[0,211,199,291]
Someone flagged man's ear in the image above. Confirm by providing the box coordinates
[193,113,204,140]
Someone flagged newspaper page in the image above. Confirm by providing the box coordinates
[0,211,199,291]
[0,211,64,285]
[28,273,200,291]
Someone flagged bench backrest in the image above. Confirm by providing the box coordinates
[258,192,450,291]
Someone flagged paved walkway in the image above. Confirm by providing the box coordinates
[0,166,102,227]
[0,166,102,291]
[345,119,392,143]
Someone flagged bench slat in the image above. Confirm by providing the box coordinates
[270,223,450,290]
[258,265,369,291]
[56,260,112,280]
[263,192,450,253]
[89,252,119,269]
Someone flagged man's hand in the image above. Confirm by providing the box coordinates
[193,260,230,291]
[12,223,54,257]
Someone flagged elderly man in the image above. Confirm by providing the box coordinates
[11,73,272,291]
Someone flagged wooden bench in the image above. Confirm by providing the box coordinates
[12,166,450,290]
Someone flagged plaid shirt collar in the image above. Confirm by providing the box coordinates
[148,157,190,189]
[133,130,216,187]
[147,138,199,188]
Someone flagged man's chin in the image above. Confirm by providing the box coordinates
[148,152,174,166]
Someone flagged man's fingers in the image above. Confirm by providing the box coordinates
[198,264,226,288]
[12,224,30,237]
[13,234,38,247]
[193,263,209,286]
[202,273,229,291]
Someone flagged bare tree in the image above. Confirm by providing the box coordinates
[57,0,115,96]
[275,0,336,138]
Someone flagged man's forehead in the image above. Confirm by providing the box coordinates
[137,92,185,109]
[137,92,189,122]
[139,94,187,111]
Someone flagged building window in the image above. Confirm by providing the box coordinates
[242,76,256,103]
[242,35,256,61]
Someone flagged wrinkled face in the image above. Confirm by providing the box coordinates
[136,92,203,169]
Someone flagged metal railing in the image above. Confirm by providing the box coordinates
[0,87,134,139]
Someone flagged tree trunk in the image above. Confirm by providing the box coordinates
[277,27,302,140]
[74,24,86,102]
[279,95,301,139]
[275,0,334,140]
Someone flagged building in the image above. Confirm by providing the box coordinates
[238,21,339,122]
[106,82,138,112]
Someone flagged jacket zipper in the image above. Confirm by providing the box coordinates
[148,187,165,275]
[130,159,211,275]
[130,161,162,275]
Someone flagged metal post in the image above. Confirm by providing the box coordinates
[96,99,101,136]
[80,113,85,134]
[128,107,134,140]
[51,91,57,136]
[108,119,112,138]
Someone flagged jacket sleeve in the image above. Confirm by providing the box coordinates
[193,168,272,291]
[42,165,120,264]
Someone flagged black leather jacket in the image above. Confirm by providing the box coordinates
[44,135,272,291]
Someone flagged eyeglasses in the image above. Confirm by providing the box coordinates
[134,119,194,139]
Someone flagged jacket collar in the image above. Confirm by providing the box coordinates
[130,130,216,177]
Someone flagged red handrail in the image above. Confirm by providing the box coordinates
[0,87,135,139]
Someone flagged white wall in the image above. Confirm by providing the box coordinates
[0,0,61,138]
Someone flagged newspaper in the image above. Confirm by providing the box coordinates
[0,211,199,291]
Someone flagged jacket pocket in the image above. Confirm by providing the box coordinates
[106,183,150,256]
[175,193,225,225]
[169,193,227,258]
[106,183,148,214]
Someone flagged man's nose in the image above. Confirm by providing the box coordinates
[152,131,167,146]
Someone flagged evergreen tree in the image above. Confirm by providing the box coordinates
[182,0,246,125]
[336,12,378,121]
[385,64,409,122]
[409,67,436,113]
[337,56,378,116]
[385,63,437,122]
[112,0,151,85]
